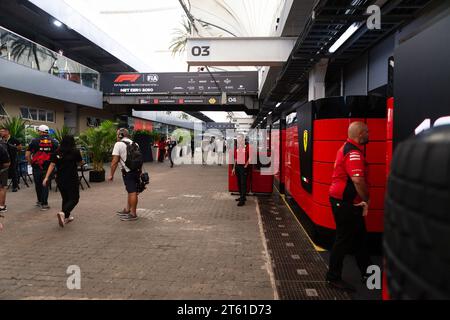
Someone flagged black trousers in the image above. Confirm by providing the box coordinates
[58,179,80,218]
[158,149,165,162]
[326,197,372,281]
[168,148,174,167]
[32,166,49,205]
[235,165,248,201]
[8,161,18,189]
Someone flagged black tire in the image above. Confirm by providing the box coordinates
[384,125,450,300]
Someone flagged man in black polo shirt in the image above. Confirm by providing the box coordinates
[326,121,372,292]
[0,127,22,192]
[0,141,10,213]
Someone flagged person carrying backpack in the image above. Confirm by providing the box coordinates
[108,128,143,221]
[25,125,58,211]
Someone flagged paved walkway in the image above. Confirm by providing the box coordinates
[0,162,275,299]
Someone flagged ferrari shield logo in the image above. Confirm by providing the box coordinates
[303,130,308,152]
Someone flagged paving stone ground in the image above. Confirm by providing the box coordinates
[0,162,276,300]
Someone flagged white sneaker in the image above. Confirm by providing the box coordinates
[57,212,65,228]
[64,217,74,224]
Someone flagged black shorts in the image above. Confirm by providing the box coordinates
[0,169,7,187]
[122,170,140,194]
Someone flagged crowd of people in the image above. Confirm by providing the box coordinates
[0,126,235,230]
[0,126,145,228]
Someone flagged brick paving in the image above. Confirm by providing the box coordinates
[0,162,275,300]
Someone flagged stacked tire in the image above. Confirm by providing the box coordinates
[384,125,450,299]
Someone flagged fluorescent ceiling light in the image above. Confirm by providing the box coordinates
[53,20,63,27]
[328,22,362,53]
[268,111,273,115]
[275,103,281,108]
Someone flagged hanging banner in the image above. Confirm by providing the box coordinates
[101,72,258,96]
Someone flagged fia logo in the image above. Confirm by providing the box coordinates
[146,74,159,83]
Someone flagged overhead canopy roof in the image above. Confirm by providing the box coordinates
[187,0,284,37]
[268,0,435,103]
[0,0,136,72]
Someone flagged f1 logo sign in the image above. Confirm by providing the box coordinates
[114,74,141,83]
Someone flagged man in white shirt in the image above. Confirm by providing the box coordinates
[108,128,139,221]
[201,137,210,166]
[215,137,224,166]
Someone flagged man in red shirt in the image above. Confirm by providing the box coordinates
[232,134,250,206]
[326,121,372,292]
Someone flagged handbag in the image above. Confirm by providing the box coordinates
[137,166,150,194]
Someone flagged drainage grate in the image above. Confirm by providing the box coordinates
[276,281,349,300]
[272,262,328,282]
[258,196,350,300]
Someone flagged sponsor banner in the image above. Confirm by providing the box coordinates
[138,96,244,106]
[206,122,236,130]
[102,72,258,96]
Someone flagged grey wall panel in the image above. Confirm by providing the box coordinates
[344,52,368,96]
[0,59,102,109]
[394,13,450,145]
[368,34,395,91]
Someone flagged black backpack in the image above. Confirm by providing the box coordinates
[122,141,143,171]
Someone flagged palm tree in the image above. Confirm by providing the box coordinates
[169,17,193,56]
[0,33,56,72]
[51,126,72,143]
[0,116,29,144]
[170,0,237,56]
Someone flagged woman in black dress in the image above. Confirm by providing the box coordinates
[43,135,83,228]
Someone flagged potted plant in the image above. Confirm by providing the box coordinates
[51,125,72,143]
[77,120,117,182]
[1,116,28,145]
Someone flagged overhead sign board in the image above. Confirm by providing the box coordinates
[206,122,236,130]
[137,95,244,106]
[102,72,258,96]
[186,37,296,66]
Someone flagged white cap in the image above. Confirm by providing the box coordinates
[38,125,49,133]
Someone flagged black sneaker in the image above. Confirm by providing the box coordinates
[120,214,139,221]
[41,204,50,211]
[0,206,7,213]
[326,279,356,293]
[237,201,245,207]
[12,188,18,192]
